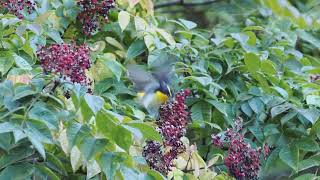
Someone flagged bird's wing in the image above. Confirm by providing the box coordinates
[127,64,160,93]
[150,52,177,86]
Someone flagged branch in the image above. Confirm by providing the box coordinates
[154,0,218,9]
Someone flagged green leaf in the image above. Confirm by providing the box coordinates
[120,166,140,179]
[87,160,101,179]
[126,39,146,59]
[240,102,253,117]
[311,120,320,139]
[297,159,319,172]
[0,148,33,169]
[206,99,228,117]
[0,122,17,133]
[272,86,289,99]
[270,103,292,118]
[306,95,320,107]
[125,123,161,141]
[261,60,277,75]
[294,174,317,180]
[106,37,125,50]
[178,19,197,30]
[0,163,34,179]
[47,30,63,43]
[35,165,60,180]
[70,146,82,172]
[248,124,264,142]
[46,153,67,175]
[297,30,320,49]
[27,130,46,159]
[280,110,297,125]
[242,26,264,31]
[191,101,212,123]
[156,28,176,46]
[67,122,90,149]
[264,148,280,172]
[298,108,320,124]
[103,59,123,81]
[79,137,108,160]
[185,76,212,86]
[118,11,130,31]
[26,24,41,35]
[0,51,14,75]
[96,111,118,140]
[99,153,122,180]
[28,102,59,130]
[114,126,132,152]
[244,52,260,72]
[279,145,299,171]
[248,97,264,114]
[295,137,320,152]
[84,94,104,115]
[13,54,32,70]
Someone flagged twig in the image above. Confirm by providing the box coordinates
[154,0,218,9]
[204,145,211,161]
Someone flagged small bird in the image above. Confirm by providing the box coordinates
[127,59,175,117]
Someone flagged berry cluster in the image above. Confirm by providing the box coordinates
[142,141,168,174]
[143,90,190,174]
[212,117,270,180]
[1,0,35,19]
[37,43,92,88]
[77,0,115,35]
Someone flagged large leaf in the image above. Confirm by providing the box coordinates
[26,130,46,159]
[191,101,212,123]
[0,148,33,169]
[79,137,109,160]
[99,153,122,180]
[298,108,320,124]
[118,11,130,31]
[126,39,146,59]
[12,54,32,70]
[206,99,228,117]
[244,52,260,73]
[28,102,59,130]
[295,137,320,152]
[248,97,264,114]
[102,59,123,81]
[0,51,14,75]
[279,145,299,171]
[124,123,161,141]
[270,103,292,118]
[0,163,34,179]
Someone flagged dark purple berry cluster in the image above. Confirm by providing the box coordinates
[1,0,35,19]
[37,43,92,87]
[77,0,115,35]
[211,117,270,180]
[143,89,190,174]
[142,141,168,174]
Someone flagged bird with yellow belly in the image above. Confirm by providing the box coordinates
[127,63,174,117]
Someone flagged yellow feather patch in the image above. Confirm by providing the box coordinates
[155,91,168,104]
[137,92,145,99]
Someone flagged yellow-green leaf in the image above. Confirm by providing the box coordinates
[134,16,148,31]
[105,37,124,50]
[156,28,176,46]
[118,11,130,31]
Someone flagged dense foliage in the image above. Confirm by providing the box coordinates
[0,0,320,179]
